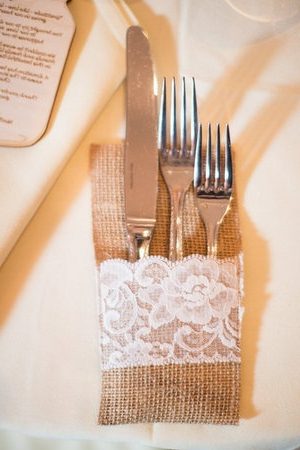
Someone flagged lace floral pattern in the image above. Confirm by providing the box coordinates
[98,256,242,369]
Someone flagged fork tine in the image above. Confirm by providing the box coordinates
[158,77,167,155]
[191,77,198,154]
[170,77,177,154]
[194,123,202,190]
[224,124,233,191]
[180,77,187,155]
[205,123,212,190]
[214,123,221,190]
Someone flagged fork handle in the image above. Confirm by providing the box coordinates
[169,190,186,261]
[197,198,231,258]
[205,223,220,258]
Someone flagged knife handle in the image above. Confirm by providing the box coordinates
[127,227,153,262]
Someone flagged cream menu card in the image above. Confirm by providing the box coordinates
[0,0,75,147]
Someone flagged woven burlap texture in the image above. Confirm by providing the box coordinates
[99,363,240,425]
[91,144,241,263]
[91,143,242,425]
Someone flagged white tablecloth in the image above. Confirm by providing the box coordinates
[1,1,300,449]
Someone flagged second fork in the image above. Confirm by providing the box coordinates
[158,77,198,261]
[194,123,233,257]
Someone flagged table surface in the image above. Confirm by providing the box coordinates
[1,1,300,449]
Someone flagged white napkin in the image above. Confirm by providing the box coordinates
[0,0,136,266]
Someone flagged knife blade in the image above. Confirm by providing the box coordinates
[125,26,158,262]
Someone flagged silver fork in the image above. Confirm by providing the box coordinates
[158,77,198,261]
[194,123,233,257]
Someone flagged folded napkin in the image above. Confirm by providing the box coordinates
[90,143,243,425]
[0,0,136,266]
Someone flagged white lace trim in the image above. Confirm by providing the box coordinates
[97,255,242,370]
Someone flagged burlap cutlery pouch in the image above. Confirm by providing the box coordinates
[91,143,243,425]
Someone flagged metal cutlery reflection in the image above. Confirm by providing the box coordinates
[125,26,158,262]
[158,77,198,261]
[194,123,233,257]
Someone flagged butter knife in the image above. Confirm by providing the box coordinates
[125,26,158,262]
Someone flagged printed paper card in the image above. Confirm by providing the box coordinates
[0,0,75,146]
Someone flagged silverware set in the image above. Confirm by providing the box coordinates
[158,77,233,260]
[125,26,233,261]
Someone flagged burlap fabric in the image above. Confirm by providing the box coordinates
[90,143,242,425]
